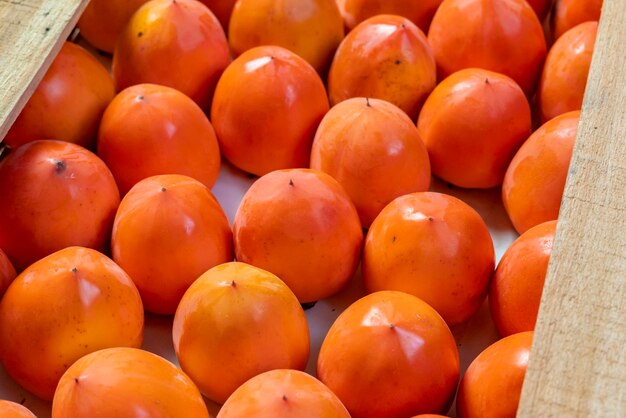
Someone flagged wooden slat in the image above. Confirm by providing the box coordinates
[518,1,626,416]
[0,0,89,142]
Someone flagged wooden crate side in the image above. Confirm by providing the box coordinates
[518,1,626,416]
[0,0,89,142]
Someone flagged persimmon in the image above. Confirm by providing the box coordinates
[417,68,532,188]
[0,247,144,400]
[0,140,120,271]
[336,0,443,32]
[97,84,221,195]
[211,46,329,176]
[552,0,602,40]
[173,262,310,404]
[428,0,547,95]
[410,415,448,418]
[490,221,556,337]
[456,331,534,418]
[526,0,552,20]
[112,175,233,314]
[113,0,230,109]
[328,15,436,120]
[363,192,495,325]
[0,401,36,418]
[233,169,362,303]
[229,0,344,73]
[217,369,350,418]
[0,248,16,297]
[4,42,114,150]
[310,97,431,227]
[77,0,149,53]
[502,111,580,234]
[52,347,209,418]
[538,21,597,122]
[318,291,460,418]
[198,0,237,32]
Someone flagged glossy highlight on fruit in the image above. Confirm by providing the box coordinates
[233,169,363,303]
[318,291,460,418]
[52,348,209,418]
[311,97,431,227]
[173,262,310,404]
[0,247,144,400]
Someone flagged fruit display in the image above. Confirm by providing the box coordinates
[0,0,603,416]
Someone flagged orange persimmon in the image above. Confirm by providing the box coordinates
[0,248,16,297]
[336,0,443,32]
[552,0,602,40]
[0,401,36,418]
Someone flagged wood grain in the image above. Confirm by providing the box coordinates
[0,0,89,142]
[517,1,626,416]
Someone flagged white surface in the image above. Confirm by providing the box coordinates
[0,161,518,417]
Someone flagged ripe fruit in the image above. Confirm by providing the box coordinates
[490,221,556,336]
[0,400,36,418]
[4,42,114,149]
[538,21,597,122]
[417,68,532,188]
[428,0,547,95]
[229,0,344,73]
[336,0,443,32]
[173,262,310,404]
[198,0,237,32]
[456,331,534,418]
[552,0,602,40]
[328,15,436,119]
[97,84,221,195]
[0,248,16,297]
[310,97,431,227]
[318,291,460,418]
[112,175,233,314]
[113,0,230,109]
[52,348,209,418]
[211,46,329,176]
[0,140,120,271]
[217,369,350,418]
[77,0,149,53]
[525,0,552,20]
[363,192,495,325]
[0,247,144,400]
[503,111,580,234]
[233,169,362,303]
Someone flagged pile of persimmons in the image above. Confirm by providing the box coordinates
[0,0,601,416]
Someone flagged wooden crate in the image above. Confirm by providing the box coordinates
[0,0,624,416]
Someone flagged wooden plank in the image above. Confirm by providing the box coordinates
[518,1,626,416]
[0,0,89,142]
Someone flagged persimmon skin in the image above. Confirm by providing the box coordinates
[0,247,144,401]
[211,46,329,176]
[503,111,580,234]
[229,0,344,73]
[198,0,237,32]
[97,84,221,195]
[4,42,114,149]
[317,291,460,418]
[490,221,556,337]
[0,400,36,418]
[538,22,597,122]
[336,0,443,32]
[552,0,602,40]
[217,369,350,418]
[173,262,310,404]
[112,175,233,314]
[428,0,547,95]
[52,347,209,418]
[417,68,532,189]
[0,140,120,271]
[526,0,552,20]
[311,97,431,227]
[113,0,230,109]
[77,0,149,53]
[363,192,495,325]
[0,248,16,298]
[456,331,534,418]
[233,169,363,303]
[328,15,436,120]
